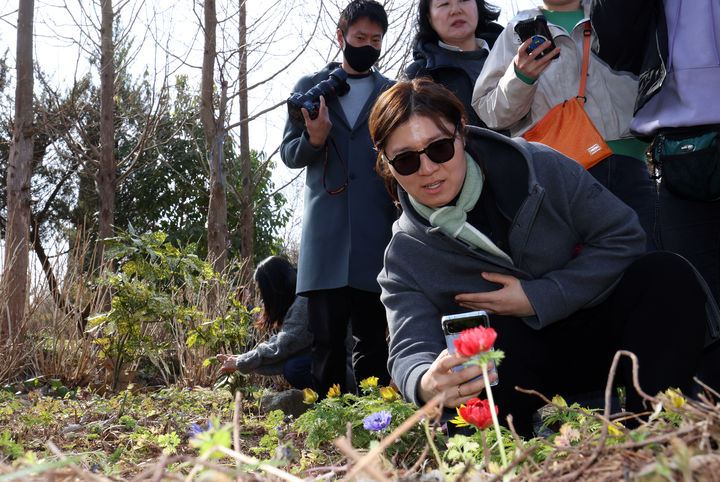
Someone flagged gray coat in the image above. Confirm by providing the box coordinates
[280,63,397,294]
[235,296,312,376]
[378,127,647,406]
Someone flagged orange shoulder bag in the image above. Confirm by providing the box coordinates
[522,21,612,169]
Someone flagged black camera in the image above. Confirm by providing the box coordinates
[287,67,350,128]
[514,15,559,60]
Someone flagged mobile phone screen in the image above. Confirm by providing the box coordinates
[441,311,489,335]
[441,311,498,385]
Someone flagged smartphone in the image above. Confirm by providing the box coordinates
[514,15,559,60]
[441,311,498,386]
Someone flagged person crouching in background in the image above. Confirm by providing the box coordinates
[217,256,313,389]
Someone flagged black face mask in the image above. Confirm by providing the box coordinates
[342,35,381,72]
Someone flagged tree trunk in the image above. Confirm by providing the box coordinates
[202,0,228,275]
[98,0,116,253]
[3,0,35,341]
[238,0,254,287]
[94,0,116,312]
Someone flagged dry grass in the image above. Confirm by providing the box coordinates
[2,374,720,481]
[0,232,258,391]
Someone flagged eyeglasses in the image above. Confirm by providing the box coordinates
[383,123,460,176]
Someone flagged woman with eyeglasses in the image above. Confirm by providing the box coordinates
[369,79,714,436]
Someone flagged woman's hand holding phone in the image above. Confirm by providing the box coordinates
[418,349,498,407]
[514,38,560,80]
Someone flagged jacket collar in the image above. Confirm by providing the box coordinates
[396,127,540,266]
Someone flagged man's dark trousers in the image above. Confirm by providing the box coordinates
[305,287,390,397]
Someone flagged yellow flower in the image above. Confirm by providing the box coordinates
[488,461,502,475]
[302,388,318,404]
[450,406,469,427]
[359,376,379,388]
[607,422,624,436]
[327,384,341,398]
[551,394,568,408]
[380,386,399,402]
[665,388,686,408]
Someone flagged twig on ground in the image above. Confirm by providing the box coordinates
[335,436,390,482]
[215,445,303,481]
[507,415,541,472]
[480,429,491,471]
[485,444,536,482]
[233,390,241,454]
[46,441,112,482]
[695,376,720,400]
[406,443,430,475]
[150,453,169,482]
[613,425,697,450]
[562,350,654,481]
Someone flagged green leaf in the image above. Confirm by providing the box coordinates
[23,377,42,388]
[85,313,108,331]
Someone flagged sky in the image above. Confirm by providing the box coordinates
[0,0,541,250]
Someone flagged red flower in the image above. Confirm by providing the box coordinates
[459,398,497,430]
[453,326,497,357]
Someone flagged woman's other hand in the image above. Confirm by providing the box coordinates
[418,349,498,407]
[514,38,560,80]
[455,272,536,317]
[216,354,240,373]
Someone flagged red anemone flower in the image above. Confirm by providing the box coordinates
[459,398,497,430]
[453,326,497,357]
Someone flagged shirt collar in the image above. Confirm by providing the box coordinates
[438,38,489,53]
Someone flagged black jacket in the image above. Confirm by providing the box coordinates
[590,0,668,113]
[404,24,503,128]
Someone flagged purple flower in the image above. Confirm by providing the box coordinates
[363,410,392,432]
[188,419,213,438]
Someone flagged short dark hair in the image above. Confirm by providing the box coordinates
[369,78,467,203]
[414,0,500,45]
[253,256,297,330]
[338,0,389,36]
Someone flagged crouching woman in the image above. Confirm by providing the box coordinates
[368,79,717,436]
[217,256,313,389]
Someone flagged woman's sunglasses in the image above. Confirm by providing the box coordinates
[383,123,460,176]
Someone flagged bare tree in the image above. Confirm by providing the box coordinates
[201,0,229,274]
[162,0,415,272]
[3,0,34,340]
[237,0,252,280]
[98,0,115,256]
[37,0,168,268]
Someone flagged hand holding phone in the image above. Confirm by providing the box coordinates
[514,15,559,60]
[441,311,498,386]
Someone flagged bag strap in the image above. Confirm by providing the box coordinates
[577,21,591,103]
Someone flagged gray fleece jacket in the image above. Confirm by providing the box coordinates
[378,127,646,406]
[235,296,312,376]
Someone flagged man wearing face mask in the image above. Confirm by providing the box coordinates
[280,0,396,397]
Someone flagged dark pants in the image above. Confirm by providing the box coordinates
[657,181,720,389]
[282,357,313,390]
[305,287,390,397]
[489,252,707,437]
[588,154,658,251]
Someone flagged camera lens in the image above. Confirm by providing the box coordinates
[287,67,350,129]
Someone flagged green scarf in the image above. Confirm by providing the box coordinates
[409,153,513,263]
